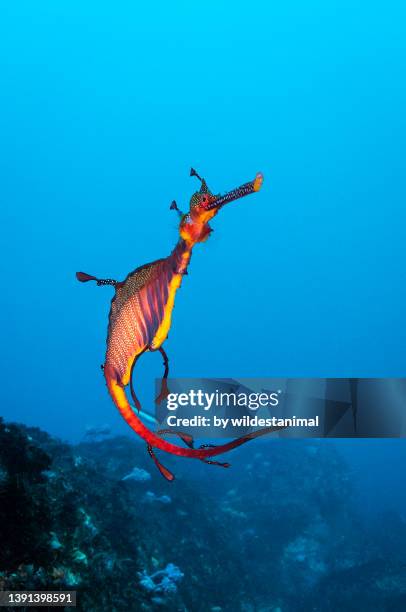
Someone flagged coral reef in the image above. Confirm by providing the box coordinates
[0,418,405,611]
[121,467,151,482]
[142,491,172,504]
[138,562,184,603]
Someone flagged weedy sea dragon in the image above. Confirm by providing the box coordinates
[77,169,282,480]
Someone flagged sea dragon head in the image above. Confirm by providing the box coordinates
[175,168,263,247]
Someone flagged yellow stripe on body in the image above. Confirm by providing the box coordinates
[151,250,191,350]
[120,250,190,385]
[122,350,143,386]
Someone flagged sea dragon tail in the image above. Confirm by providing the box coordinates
[104,365,284,480]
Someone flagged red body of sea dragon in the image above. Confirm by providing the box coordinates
[77,169,282,480]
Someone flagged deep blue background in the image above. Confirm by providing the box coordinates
[1,0,405,464]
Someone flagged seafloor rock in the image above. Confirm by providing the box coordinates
[0,419,405,611]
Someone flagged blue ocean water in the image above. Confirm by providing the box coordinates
[2,1,405,438]
[1,5,405,604]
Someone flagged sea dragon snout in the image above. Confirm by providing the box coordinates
[77,169,281,480]
[205,172,263,210]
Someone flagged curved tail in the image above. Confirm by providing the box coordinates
[105,365,284,478]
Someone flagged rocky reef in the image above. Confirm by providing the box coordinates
[0,418,405,611]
